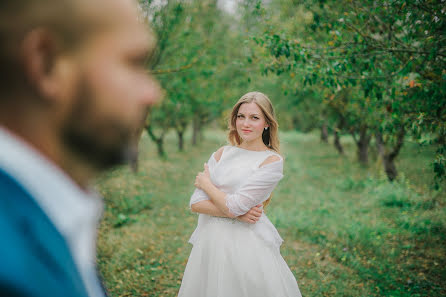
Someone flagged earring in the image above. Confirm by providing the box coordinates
[264,127,268,130]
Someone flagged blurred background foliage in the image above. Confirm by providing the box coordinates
[138,0,445,187]
[97,1,445,296]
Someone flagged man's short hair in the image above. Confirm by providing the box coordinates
[0,0,92,96]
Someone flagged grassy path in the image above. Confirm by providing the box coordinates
[97,130,445,297]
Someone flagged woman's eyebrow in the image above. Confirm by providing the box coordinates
[238,112,260,116]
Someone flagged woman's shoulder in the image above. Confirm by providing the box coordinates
[266,149,283,160]
[213,145,232,162]
[260,152,283,167]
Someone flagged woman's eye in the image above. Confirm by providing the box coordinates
[237,115,244,118]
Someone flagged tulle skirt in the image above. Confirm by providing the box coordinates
[178,217,302,297]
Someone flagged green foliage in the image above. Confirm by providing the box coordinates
[140,0,317,154]
[136,0,445,184]
[254,0,445,181]
[97,169,153,227]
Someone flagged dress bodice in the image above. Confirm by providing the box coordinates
[211,146,279,194]
[189,145,285,250]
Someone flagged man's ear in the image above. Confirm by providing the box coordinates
[20,28,63,101]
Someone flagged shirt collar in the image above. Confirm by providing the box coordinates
[0,126,103,240]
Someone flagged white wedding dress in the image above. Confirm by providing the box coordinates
[178,145,302,297]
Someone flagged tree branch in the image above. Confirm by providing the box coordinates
[335,55,417,80]
[368,46,446,58]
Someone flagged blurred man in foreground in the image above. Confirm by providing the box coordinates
[0,0,161,296]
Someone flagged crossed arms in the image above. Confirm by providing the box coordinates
[190,147,283,224]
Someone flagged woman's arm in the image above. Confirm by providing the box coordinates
[191,200,264,223]
[197,174,232,216]
[191,200,232,217]
[195,155,282,217]
[190,146,230,215]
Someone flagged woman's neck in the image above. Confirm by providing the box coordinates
[238,139,268,151]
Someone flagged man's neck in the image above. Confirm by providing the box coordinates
[0,119,96,191]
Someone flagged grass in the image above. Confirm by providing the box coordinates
[96,129,445,297]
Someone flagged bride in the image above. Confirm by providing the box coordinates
[178,92,302,297]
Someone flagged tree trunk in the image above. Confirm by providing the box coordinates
[192,116,205,146]
[375,127,405,181]
[155,139,165,157]
[333,117,345,155]
[334,130,344,154]
[192,116,200,146]
[177,130,184,151]
[146,125,166,158]
[129,137,141,173]
[358,140,370,165]
[130,112,149,173]
[129,155,139,173]
[383,154,398,181]
[375,132,395,180]
[320,122,328,143]
[355,125,371,165]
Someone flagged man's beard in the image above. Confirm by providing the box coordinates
[61,77,140,171]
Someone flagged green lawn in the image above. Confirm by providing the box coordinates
[96,129,445,297]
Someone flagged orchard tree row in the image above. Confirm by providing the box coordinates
[138,0,445,186]
[136,0,290,159]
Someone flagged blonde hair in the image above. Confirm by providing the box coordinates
[227,91,280,208]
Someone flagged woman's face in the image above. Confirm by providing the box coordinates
[236,102,268,144]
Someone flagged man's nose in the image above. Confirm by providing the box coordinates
[141,78,163,106]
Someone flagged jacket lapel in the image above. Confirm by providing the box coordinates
[0,168,90,297]
[23,209,90,297]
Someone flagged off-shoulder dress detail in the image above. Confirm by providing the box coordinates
[178,146,302,297]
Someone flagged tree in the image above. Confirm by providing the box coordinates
[254,0,445,182]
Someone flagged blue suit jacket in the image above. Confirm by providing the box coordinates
[0,168,99,297]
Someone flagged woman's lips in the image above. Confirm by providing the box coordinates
[241,129,252,133]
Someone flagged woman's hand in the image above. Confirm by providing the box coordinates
[237,204,263,224]
[194,163,212,190]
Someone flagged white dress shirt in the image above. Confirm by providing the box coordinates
[0,127,105,297]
